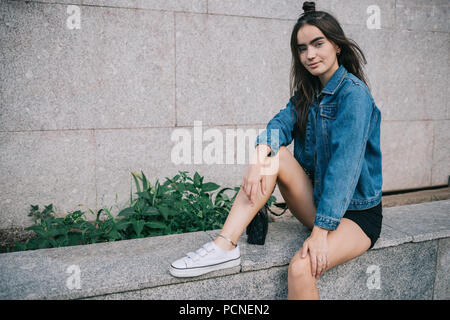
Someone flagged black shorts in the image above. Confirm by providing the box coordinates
[299,163,382,249]
[342,201,383,249]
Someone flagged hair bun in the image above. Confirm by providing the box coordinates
[302,1,316,14]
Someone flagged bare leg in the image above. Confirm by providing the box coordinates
[214,171,278,250]
[288,218,371,299]
[288,253,319,299]
[214,146,316,251]
[276,151,316,230]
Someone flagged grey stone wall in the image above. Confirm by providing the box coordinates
[0,0,449,228]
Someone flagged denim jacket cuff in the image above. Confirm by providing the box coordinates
[313,214,340,231]
[255,130,280,155]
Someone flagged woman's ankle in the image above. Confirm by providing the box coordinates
[213,235,237,251]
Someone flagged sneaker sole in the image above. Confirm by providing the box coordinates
[169,257,241,278]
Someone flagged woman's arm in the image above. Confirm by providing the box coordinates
[254,97,297,156]
[245,97,297,204]
[253,143,272,159]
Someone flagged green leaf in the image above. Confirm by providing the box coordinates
[214,187,231,204]
[132,220,145,237]
[185,183,197,193]
[176,183,186,192]
[48,226,68,238]
[115,220,131,231]
[142,207,160,216]
[141,171,149,191]
[146,221,167,229]
[136,191,151,201]
[103,208,115,221]
[26,225,48,238]
[154,180,160,195]
[13,242,28,252]
[131,172,142,194]
[28,205,40,217]
[118,207,136,218]
[108,228,120,241]
[158,205,174,221]
[193,172,202,187]
[179,171,189,181]
[96,208,104,222]
[67,233,82,246]
[41,204,54,217]
[130,181,133,205]
[38,239,51,249]
[201,182,220,193]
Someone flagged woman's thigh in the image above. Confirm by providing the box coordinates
[276,147,316,230]
[324,218,371,272]
[290,218,371,278]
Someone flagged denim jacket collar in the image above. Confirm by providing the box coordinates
[316,64,348,99]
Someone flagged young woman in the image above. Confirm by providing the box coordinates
[169,1,383,300]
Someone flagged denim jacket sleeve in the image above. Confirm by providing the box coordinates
[254,97,297,155]
[314,84,374,230]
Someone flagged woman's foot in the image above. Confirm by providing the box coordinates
[169,241,240,278]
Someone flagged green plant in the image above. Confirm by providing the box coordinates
[10,171,277,252]
[13,204,85,251]
[119,170,241,237]
[11,205,126,251]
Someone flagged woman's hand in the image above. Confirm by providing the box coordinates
[242,145,271,206]
[242,162,265,206]
[301,226,329,279]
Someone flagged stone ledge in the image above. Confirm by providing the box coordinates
[0,200,449,300]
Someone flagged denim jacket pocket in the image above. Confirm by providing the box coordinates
[319,104,338,119]
[319,104,338,161]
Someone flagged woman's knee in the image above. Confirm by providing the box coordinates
[276,146,307,187]
[274,146,295,178]
[277,146,292,164]
[257,146,291,178]
[288,253,314,280]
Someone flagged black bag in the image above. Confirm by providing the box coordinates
[246,202,288,245]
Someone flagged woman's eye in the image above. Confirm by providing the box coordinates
[298,42,323,52]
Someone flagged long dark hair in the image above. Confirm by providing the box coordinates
[290,1,369,140]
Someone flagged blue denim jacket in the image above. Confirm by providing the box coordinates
[255,65,382,230]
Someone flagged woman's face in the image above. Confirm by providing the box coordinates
[297,24,340,87]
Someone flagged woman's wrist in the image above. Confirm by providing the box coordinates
[252,144,272,165]
[312,225,329,237]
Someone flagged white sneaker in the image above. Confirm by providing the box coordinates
[169,241,241,278]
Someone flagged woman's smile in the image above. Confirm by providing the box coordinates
[308,62,321,68]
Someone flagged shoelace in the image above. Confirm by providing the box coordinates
[186,243,215,261]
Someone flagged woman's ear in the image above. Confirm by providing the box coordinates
[331,42,340,55]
